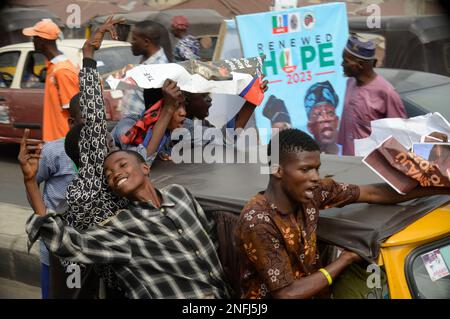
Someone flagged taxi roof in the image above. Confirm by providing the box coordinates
[150,151,450,261]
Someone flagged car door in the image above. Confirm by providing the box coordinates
[0,50,22,142]
[8,50,46,141]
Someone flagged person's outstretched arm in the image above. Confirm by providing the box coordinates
[144,79,183,159]
[67,16,125,205]
[19,129,131,264]
[18,129,46,216]
[26,211,132,265]
[357,183,450,205]
[63,17,129,229]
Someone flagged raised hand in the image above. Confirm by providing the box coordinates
[83,16,126,58]
[17,129,43,182]
[162,79,184,111]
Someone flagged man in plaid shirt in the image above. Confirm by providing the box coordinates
[20,17,230,299]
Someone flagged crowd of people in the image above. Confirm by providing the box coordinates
[17,16,448,299]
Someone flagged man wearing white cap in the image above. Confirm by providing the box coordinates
[23,19,79,142]
[338,34,406,156]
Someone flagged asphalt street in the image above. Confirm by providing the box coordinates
[0,143,29,207]
[0,142,40,299]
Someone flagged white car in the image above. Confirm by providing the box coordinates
[0,39,139,143]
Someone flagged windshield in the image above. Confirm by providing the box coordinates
[402,84,450,121]
[95,46,140,77]
[408,238,450,299]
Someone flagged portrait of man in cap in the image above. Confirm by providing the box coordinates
[304,81,341,155]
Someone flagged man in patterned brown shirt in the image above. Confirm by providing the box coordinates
[235,128,450,299]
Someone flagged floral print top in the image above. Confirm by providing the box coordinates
[235,178,360,299]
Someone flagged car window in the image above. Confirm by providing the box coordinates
[199,36,218,62]
[95,46,140,77]
[0,51,20,88]
[406,237,450,299]
[21,52,46,89]
[402,84,450,121]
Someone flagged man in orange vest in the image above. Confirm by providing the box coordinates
[23,19,79,141]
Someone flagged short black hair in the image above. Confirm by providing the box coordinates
[104,149,146,165]
[268,128,320,163]
[143,88,163,110]
[135,21,173,62]
[64,123,84,168]
[135,20,162,46]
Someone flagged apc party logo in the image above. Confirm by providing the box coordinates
[271,13,301,34]
[279,48,297,73]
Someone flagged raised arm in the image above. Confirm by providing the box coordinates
[234,77,268,129]
[66,17,125,205]
[64,17,129,229]
[357,183,450,204]
[144,79,183,158]
[18,129,46,216]
[26,212,131,265]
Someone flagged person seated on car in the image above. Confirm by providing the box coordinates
[20,17,230,299]
[235,128,450,299]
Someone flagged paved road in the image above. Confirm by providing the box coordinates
[0,143,40,299]
[0,143,29,207]
[0,278,40,299]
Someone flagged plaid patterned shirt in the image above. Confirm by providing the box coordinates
[121,48,168,116]
[27,184,230,299]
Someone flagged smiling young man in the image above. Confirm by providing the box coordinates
[22,146,230,298]
[21,16,229,299]
[235,128,450,299]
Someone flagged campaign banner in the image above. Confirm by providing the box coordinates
[236,3,349,149]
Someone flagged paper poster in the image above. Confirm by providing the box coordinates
[106,57,263,104]
[354,113,450,157]
[236,3,349,148]
[421,249,450,282]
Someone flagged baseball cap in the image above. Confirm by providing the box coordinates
[23,19,61,40]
